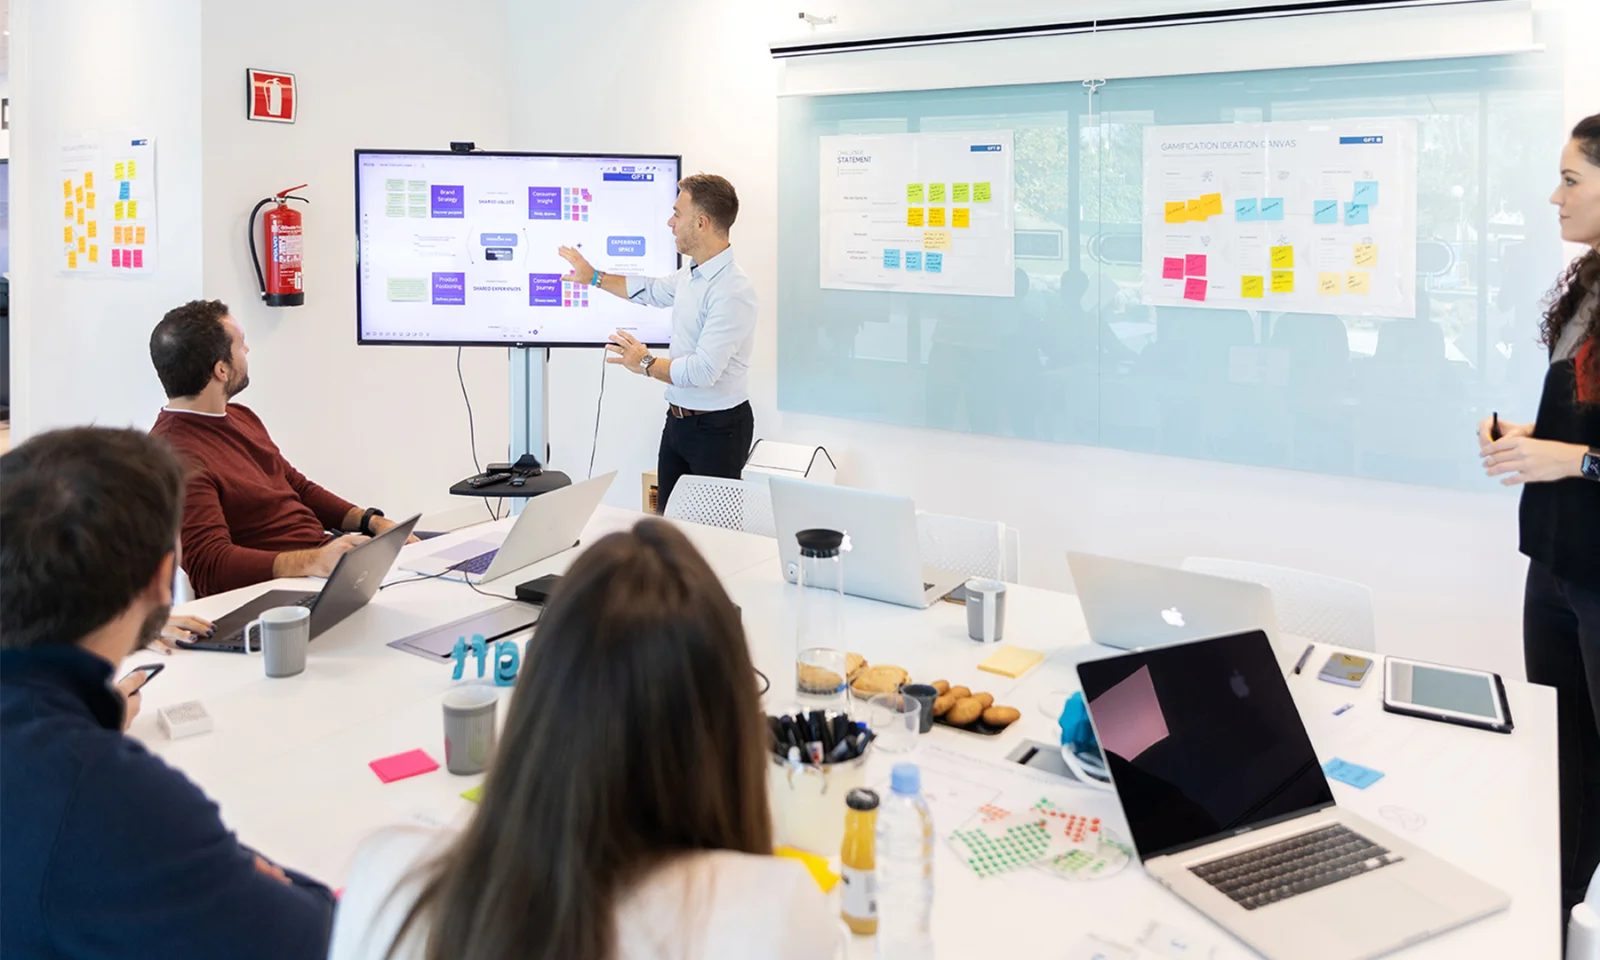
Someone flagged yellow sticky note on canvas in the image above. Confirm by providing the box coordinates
[64,200,75,219]
[76,207,85,225]
[75,186,84,205]
[1186,198,1205,221]
[136,226,147,245]
[77,236,86,254]
[67,251,78,269]
[906,183,924,204]
[1164,201,1186,223]
[84,171,94,190]
[87,221,97,239]
[1271,270,1294,293]
[906,207,924,227]
[775,846,841,893]
[1199,192,1223,217]
[126,200,138,219]
[952,208,970,228]
[973,182,991,202]
[88,245,99,264]
[977,644,1045,679]
[64,226,74,244]
[952,183,971,203]
[1353,244,1377,268]
[927,183,946,203]
[115,201,125,221]
[1318,272,1342,296]
[1345,271,1370,295]
[1270,245,1294,269]
[927,207,946,227]
[64,179,74,199]
[126,160,137,179]
[1241,275,1265,299]
[86,192,96,210]
[923,230,952,251]
[114,162,126,180]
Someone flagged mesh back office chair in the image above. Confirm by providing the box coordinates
[662,475,777,538]
[917,512,1021,584]
[1180,557,1377,652]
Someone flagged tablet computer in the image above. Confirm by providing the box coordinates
[1382,656,1513,734]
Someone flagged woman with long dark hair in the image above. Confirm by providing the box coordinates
[1478,112,1600,921]
[328,520,833,960]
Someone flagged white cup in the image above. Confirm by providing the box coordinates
[243,606,310,678]
[965,577,1007,643]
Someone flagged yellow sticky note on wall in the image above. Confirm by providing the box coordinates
[1353,244,1378,268]
[927,183,946,203]
[67,251,78,269]
[84,171,94,190]
[127,160,137,179]
[952,208,970,228]
[1345,271,1370,294]
[75,186,85,204]
[1271,270,1295,293]
[906,207,924,227]
[1199,192,1224,217]
[1270,245,1294,269]
[64,200,75,220]
[1186,199,1205,220]
[923,230,952,251]
[973,182,992,202]
[927,207,946,227]
[77,236,86,254]
[114,162,126,180]
[1318,272,1342,296]
[87,221,97,239]
[952,183,971,202]
[127,200,138,220]
[88,245,99,264]
[978,645,1045,679]
[76,208,85,225]
[64,179,74,199]
[115,201,126,221]
[64,226,74,244]
[907,184,924,204]
[1241,275,1265,298]
[86,192,96,210]
[1164,202,1187,224]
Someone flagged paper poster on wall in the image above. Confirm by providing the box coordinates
[1140,120,1415,317]
[820,130,1014,297]
[58,135,158,276]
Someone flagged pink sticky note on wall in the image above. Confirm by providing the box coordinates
[1183,277,1208,302]
[1185,254,1207,276]
[111,249,122,268]
[369,749,439,783]
[1161,257,1184,280]
[132,249,144,269]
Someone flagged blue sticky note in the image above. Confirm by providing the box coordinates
[1323,757,1385,789]
[1313,200,1339,225]
[1259,197,1285,221]
[904,250,922,271]
[119,182,131,201]
[883,248,901,269]
[925,252,944,274]
[1344,202,1370,226]
[1353,180,1379,205]
[1235,198,1259,222]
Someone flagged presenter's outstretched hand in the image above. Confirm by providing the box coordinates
[1476,415,1533,452]
[606,330,649,372]
[557,246,595,283]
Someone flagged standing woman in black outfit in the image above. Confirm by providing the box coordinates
[1479,113,1600,922]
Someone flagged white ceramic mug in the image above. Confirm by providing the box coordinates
[965,577,1007,643]
[242,606,310,678]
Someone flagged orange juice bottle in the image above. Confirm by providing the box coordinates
[841,788,880,935]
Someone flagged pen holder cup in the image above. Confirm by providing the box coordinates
[768,743,873,857]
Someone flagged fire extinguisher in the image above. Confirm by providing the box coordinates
[249,184,309,307]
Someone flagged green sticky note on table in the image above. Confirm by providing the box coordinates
[461,785,483,803]
[907,183,924,203]
[973,182,992,202]
[952,183,971,202]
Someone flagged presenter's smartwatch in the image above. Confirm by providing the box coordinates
[359,507,386,537]
[1583,448,1600,482]
[640,354,657,376]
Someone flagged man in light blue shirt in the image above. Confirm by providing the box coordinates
[558,174,758,512]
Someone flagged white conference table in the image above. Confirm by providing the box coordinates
[131,505,1559,959]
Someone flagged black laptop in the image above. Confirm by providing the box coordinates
[179,514,421,652]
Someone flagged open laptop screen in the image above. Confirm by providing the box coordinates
[1077,630,1334,860]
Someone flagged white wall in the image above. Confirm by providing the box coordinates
[512,0,1600,679]
[198,0,511,526]
[10,0,204,438]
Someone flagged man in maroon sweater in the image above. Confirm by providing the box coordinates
[149,300,413,597]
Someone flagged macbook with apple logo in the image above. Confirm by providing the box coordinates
[1067,551,1287,664]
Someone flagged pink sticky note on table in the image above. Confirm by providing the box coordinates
[1183,277,1208,301]
[1161,257,1184,280]
[369,749,439,783]
[1185,254,1207,276]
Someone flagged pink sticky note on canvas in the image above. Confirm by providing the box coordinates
[132,249,144,269]
[1183,277,1208,301]
[1185,254,1207,276]
[112,249,122,268]
[369,749,439,783]
[1161,257,1184,280]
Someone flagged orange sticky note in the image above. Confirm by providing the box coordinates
[86,192,95,210]
[88,245,99,263]
[136,226,146,245]
[1318,272,1342,296]
[952,208,970,228]
[923,230,952,251]
[1270,245,1294,269]
[114,226,124,244]
[927,207,946,227]
[906,207,924,227]
[1241,275,1265,299]
[1164,201,1187,224]
[1345,271,1370,295]
[84,171,94,190]
[87,221,97,239]
[1271,270,1294,293]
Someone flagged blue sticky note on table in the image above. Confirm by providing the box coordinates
[1323,757,1384,789]
[904,250,922,271]
[1344,202,1370,226]
[1258,197,1285,221]
[883,248,901,269]
[925,252,944,273]
[1353,180,1379,205]
[1235,198,1259,221]
[1313,200,1339,225]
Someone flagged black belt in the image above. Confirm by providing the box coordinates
[669,404,709,418]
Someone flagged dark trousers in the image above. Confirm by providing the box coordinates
[1524,559,1600,922]
[655,401,754,514]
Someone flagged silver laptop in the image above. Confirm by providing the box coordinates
[1069,550,1280,652]
[1077,631,1508,960]
[769,478,966,609]
[402,472,615,582]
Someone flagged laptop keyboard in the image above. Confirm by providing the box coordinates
[450,550,499,576]
[1190,824,1404,910]
[226,596,316,646]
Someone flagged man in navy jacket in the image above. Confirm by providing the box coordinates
[0,427,334,959]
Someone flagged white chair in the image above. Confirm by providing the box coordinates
[1180,557,1377,652]
[1570,866,1600,960]
[663,475,776,538]
[174,567,195,606]
[917,511,1021,584]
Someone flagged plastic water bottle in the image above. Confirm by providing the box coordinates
[875,763,934,959]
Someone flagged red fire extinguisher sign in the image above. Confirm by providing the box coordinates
[246,69,297,123]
